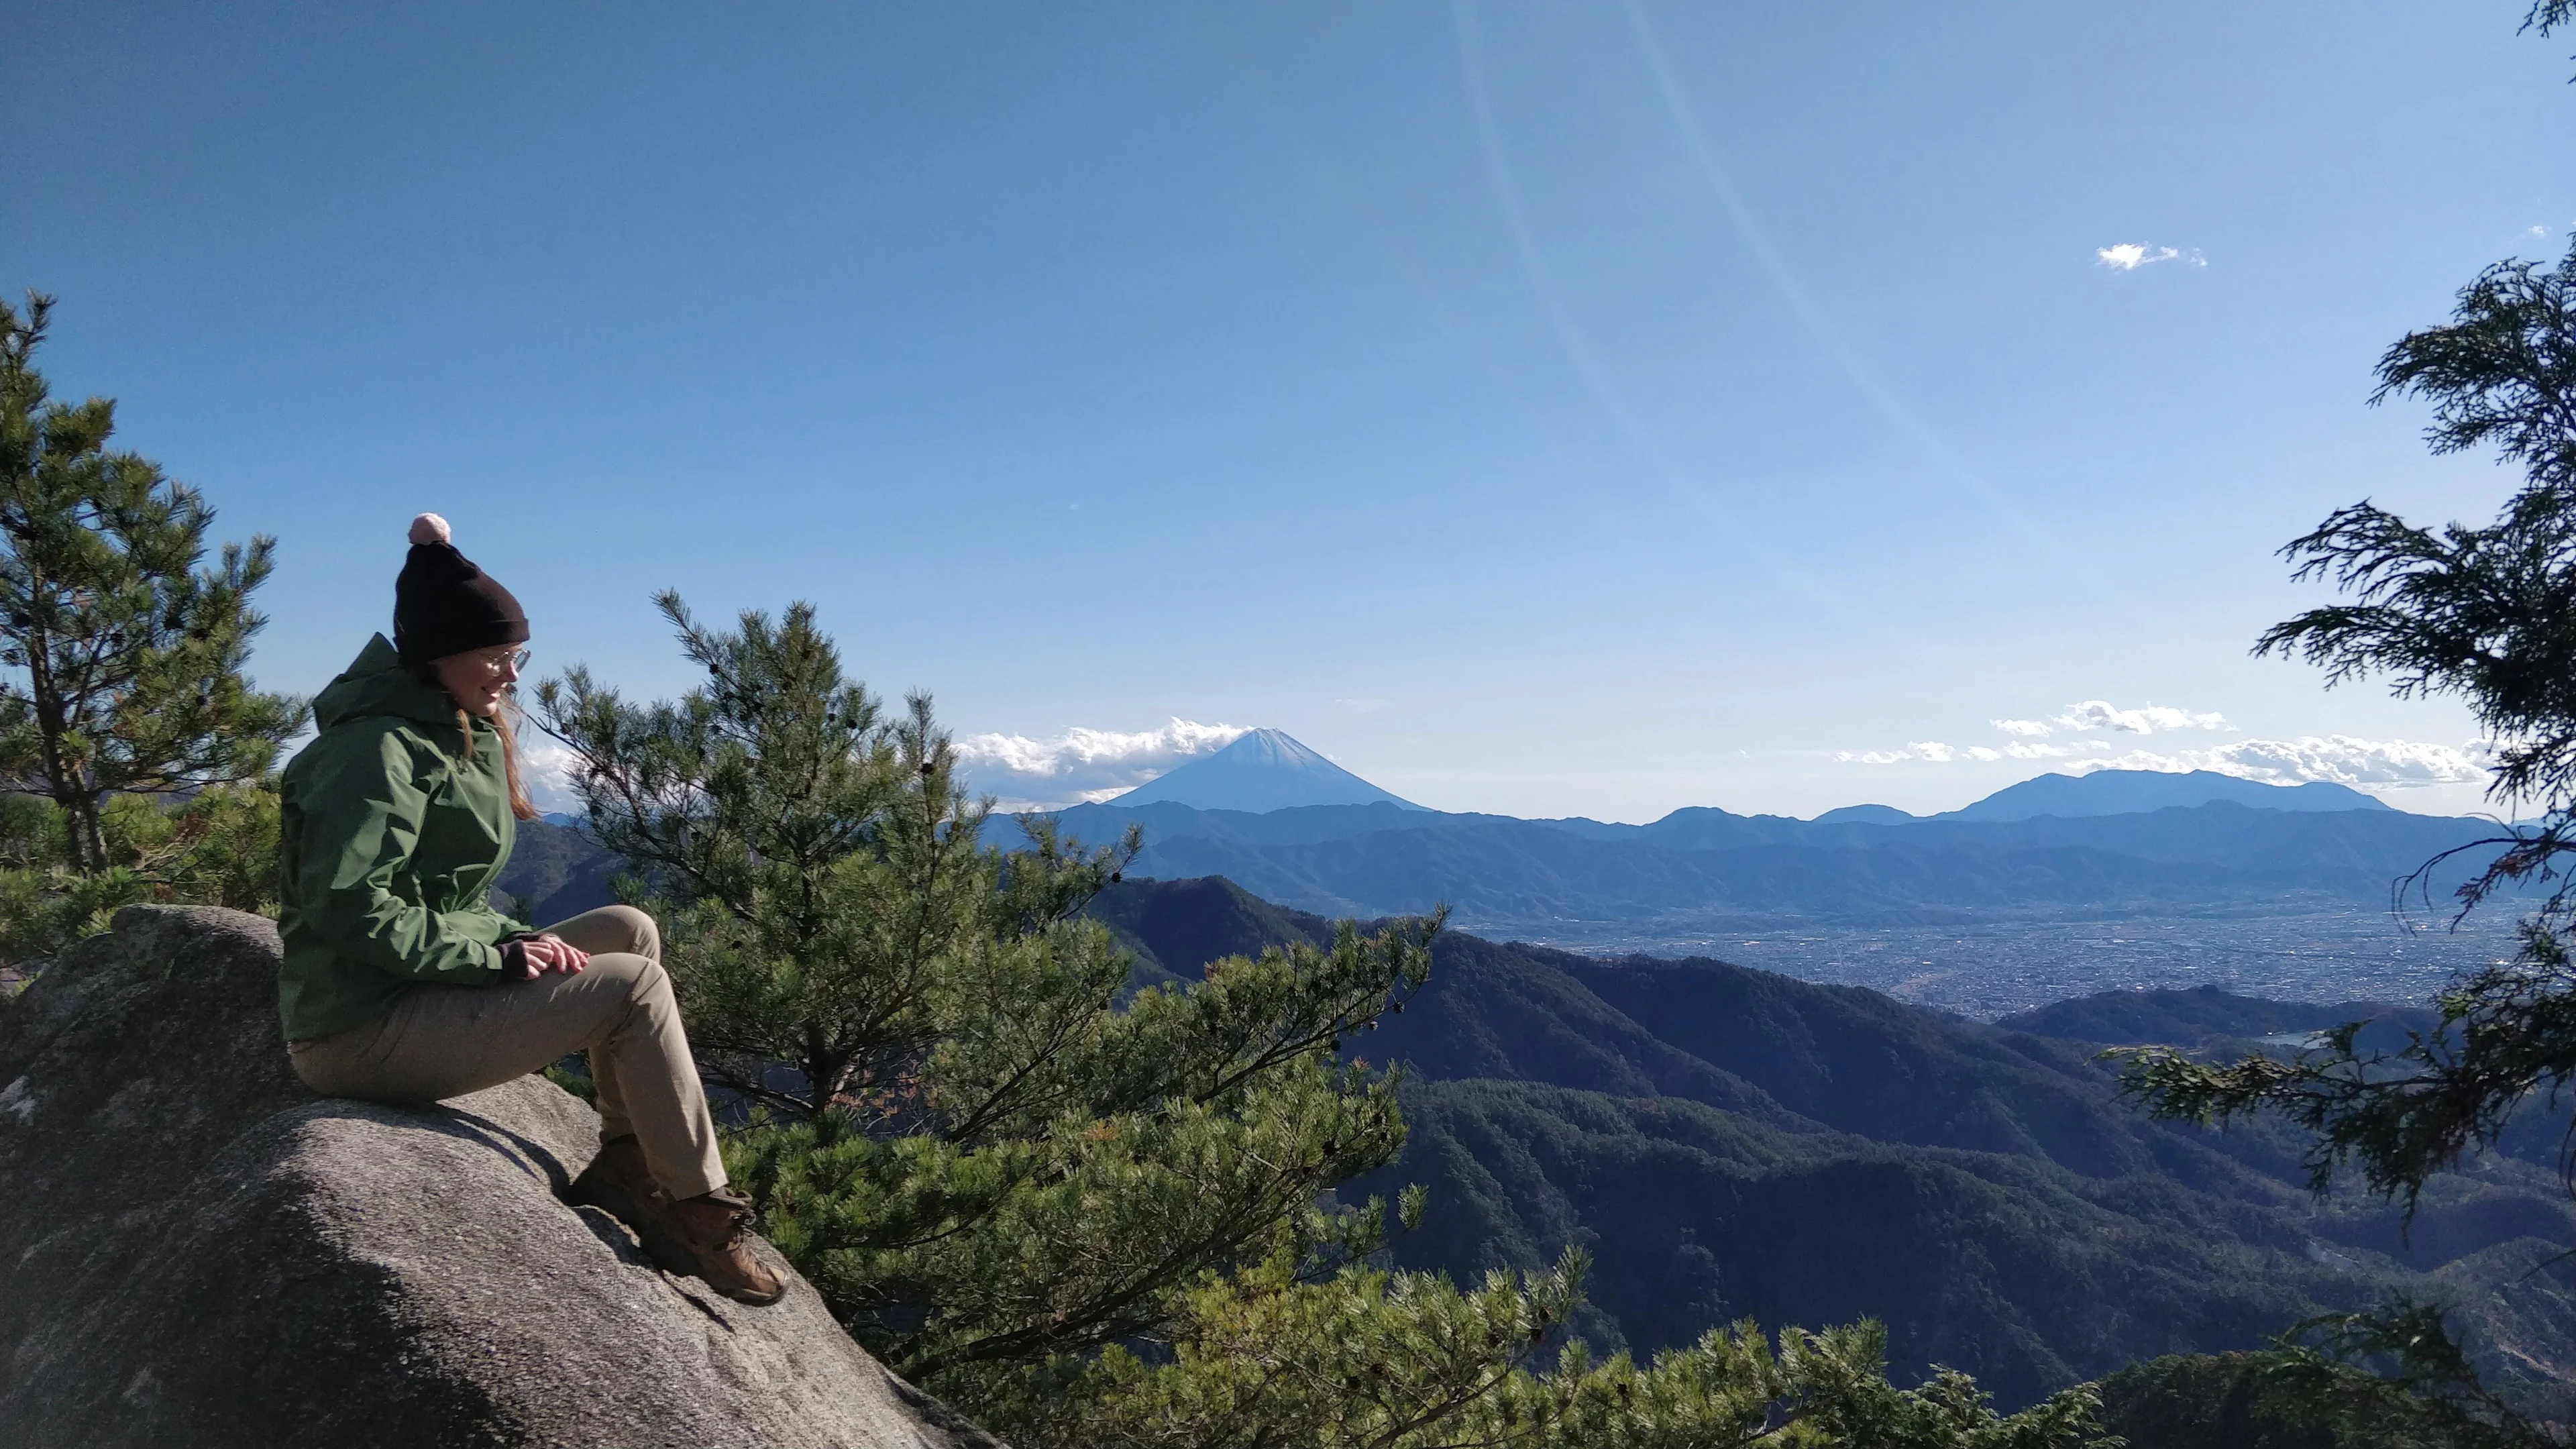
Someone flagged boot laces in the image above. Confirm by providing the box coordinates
[702,1188,757,1240]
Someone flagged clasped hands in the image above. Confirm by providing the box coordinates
[498,932,590,980]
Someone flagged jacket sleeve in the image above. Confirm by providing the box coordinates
[287,726,510,985]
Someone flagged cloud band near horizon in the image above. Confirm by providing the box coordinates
[1839,699,2489,790]
[951,718,1250,811]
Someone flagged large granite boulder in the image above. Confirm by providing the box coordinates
[0,905,998,1449]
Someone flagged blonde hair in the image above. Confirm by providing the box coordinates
[483,704,541,822]
[412,661,541,822]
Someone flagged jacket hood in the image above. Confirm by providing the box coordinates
[311,634,474,732]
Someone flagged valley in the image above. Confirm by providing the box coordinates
[1083,875,2575,1410]
[1511,907,2522,1020]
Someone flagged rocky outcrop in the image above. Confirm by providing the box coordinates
[0,906,999,1449]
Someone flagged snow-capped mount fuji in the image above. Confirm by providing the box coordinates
[1111,729,1422,813]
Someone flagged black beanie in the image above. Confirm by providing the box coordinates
[393,513,529,667]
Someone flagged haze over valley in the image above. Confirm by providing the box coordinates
[514,728,2524,1020]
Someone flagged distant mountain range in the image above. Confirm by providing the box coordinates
[509,749,2518,943]
[1084,876,2573,1409]
[987,767,2512,932]
[520,795,2509,945]
[1096,734,2390,824]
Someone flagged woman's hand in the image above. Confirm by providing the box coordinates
[523,935,590,975]
[500,934,592,979]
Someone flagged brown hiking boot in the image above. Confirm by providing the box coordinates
[569,1136,695,1271]
[569,1139,784,1305]
[665,1188,787,1305]
[568,1136,661,1228]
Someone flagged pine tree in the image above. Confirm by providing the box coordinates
[538,596,1433,1383]
[0,293,306,875]
[2120,13,2576,1442]
[1028,1248,2108,1449]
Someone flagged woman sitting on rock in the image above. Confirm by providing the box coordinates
[274,513,782,1305]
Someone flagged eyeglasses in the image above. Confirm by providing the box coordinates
[482,647,532,674]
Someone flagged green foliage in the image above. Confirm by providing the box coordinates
[2095,1311,2571,1449]
[2116,938,2576,1218]
[543,1059,598,1104]
[539,593,1142,1120]
[1016,1248,1595,1448]
[2134,91,2576,1240]
[2248,233,2576,1000]
[2096,1353,2338,1449]
[2256,235,2576,820]
[2132,15,2576,1436]
[0,783,282,964]
[2529,3,2576,74]
[1006,1249,2110,1449]
[148,783,284,913]
[2249,1305,2565,1449]
[0,293,305,877]
[727,1038,1417,1381]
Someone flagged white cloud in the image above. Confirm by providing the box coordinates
[2075,736,2494,789]
[1844,737,2143,767]
[1841,696,2488,791]
[1841,741,1960,765]
[2003,739,2111,760]
[519,736,584,814]
[1991,700,2230,737]
[2096,243,2206,271]
[504,719,1250,818]
[2064,700,2229,735]
[952,717,1250,811]
[1842,727,2492,791]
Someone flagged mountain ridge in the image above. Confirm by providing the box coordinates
[1079,735,2409,828]
[1939,769,2391,822]
[511,790,2514,962]
[988,796,2511,935]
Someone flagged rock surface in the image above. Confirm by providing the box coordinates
[0,906,1000,1449]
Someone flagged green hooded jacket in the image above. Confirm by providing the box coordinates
[276,634,531,1041]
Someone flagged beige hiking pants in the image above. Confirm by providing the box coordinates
[287,905,727,1199]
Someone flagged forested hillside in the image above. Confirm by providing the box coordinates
[1994,985,2442,1055]
[1081,876,2576,1411]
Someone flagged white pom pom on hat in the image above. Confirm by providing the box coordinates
[409,513,452,547]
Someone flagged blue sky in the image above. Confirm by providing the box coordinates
[5,1,2571,820]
